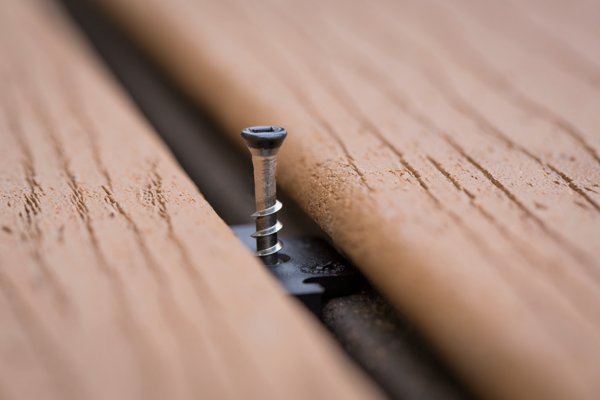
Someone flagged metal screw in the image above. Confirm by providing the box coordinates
[241,125,287,265]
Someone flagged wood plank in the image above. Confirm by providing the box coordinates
[0,1,382,399]
[91,0,600,399]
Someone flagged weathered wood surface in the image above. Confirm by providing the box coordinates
[0,1,383,399]
[92,0,600,399]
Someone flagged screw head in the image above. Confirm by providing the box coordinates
[241,126,287,150]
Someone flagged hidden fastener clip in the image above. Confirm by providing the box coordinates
[236,125,364,314]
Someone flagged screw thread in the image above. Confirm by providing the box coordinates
[252,200,283,259]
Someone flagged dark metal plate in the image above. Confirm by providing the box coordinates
[232,224,365,314]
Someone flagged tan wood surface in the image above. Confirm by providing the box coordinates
[0,1,383,399]
[92,0,600,399]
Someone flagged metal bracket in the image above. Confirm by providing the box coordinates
[232,224,365,314]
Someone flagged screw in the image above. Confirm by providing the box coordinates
[241,125,287,265]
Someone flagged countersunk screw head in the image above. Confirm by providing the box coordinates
[241,125,287,151]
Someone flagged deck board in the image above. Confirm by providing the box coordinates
[0,1,381,399]
[92,0,600,398]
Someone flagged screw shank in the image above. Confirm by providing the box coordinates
[252,153,279,265]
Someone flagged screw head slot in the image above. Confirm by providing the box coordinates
[241,125,287,149]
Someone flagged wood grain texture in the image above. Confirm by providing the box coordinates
[91,0,600,399]
[0,1,382,399]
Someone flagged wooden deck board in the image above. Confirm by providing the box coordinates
[92,0,600,398]
[0,1,382,399]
